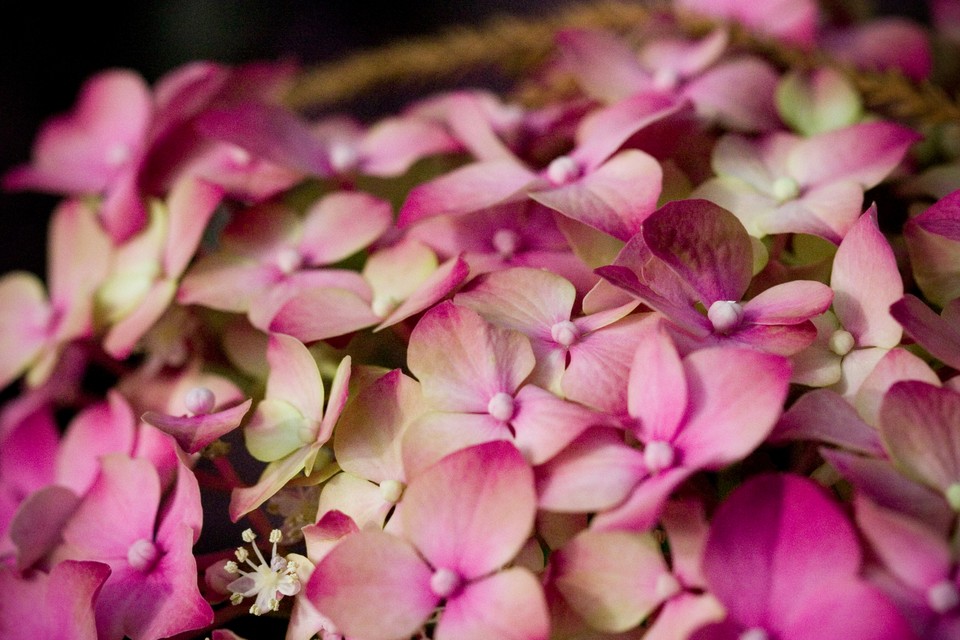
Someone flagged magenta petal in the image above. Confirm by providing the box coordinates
[702,474,862,630]
[162,176,225,277]
[141,398,252,454]
[10,485,80,570]
[510,385,607,465]
[781,578,913,640]
[436,568,549,640]
[770,389,885,456]
[642,199,753,304]
[535,428,645,513]
[890,294,960,371]
[196,102,330,174]
[683,57,781,132]
[403,442,535,579]
[531,150,662,241]
[831,207,903,348]
[880,380,960,492]
[267,287,380,342]
[397,159,536,227]
[742,280,833,325]
[306,530,436,640]
[627,321,687,442]
[0,559,110,640]
[676,347,790,470]
[0,272,50,388]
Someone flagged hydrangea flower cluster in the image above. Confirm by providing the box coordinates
[2,1,960,638]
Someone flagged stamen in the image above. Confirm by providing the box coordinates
[546,155,583,185]
[643,441,675,474]
[707,300,744,334]
[184,386,216,415]
[771,176,801,203]
[127,538,160,572]
[928,580,960,613]
[828,329,855,356]
[226,528,303,616]
[487,392,516,422]
[429,567,462,598]
[380,479,405,504]
[551,320,580,347]
[492,228,521,259]
[275,248,304,275]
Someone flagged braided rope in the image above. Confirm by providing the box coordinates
[285,0,960,127]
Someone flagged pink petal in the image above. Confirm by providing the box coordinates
[742,280,833,325]
[573,93,687,166]
[530,150,662,241]
[10,485,80,571]
[162,176,225,276]
[267,286,380,342]
[551,529,672,632]
[770,389,885,456]
[407,302,535,412]
[229,446,318,521]
[535,428,645,513]
[141,398,252,454]
[335,369,423,483]
[890,294,960,371]
[400,411,511,480]
[306,530,436,640]
[702,473,862,629]
[436,568,549,640]
[675,0,817,46]
[0,272,51,388]
[510,384,608,465]
[554,29,650,102]
[317,473,393,531]
[676,346,790,470]
[265,333,324,422]
[102,279,178,359]
[156,456,204,544]
[589,467,693,532]
[645,593,726,640]
[397,159,536,228]
[47,198,111,325]
[303,509,360,564]
[788,121,921,189]
[682,57,781,132]
[627,321,688,442]
[375,254,470,330]
[56,391,137,494]
[831,207,903,347]
[880,380,960,493]
[822,18,933,82]
[850,347,941,426]
[781,578,913,640]
[359,116,459,176]
[403,441,536,579]
[299,191,392,265]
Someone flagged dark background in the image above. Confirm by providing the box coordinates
[0,0,932,279]
[0,0,572,278]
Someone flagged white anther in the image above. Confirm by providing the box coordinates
[492,228,521,259]
[928,580,960,613]
[487,392,516,422]
[707,300,744,334]
[546,155,583,185]
[241,529,257,543]
[430,568,462,598]
[184,386,216,415]
[275,248,303,275]
[380,480,405,504]
[551,320,580,347]
[643,441,675,474]
[127,538,160,572]
[828,329,855,356]
[771,176,801,202]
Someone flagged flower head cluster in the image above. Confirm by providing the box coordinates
[1,1,959,639]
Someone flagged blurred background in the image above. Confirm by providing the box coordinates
[0,0,936,278]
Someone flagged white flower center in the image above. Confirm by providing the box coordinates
[275,248,304,275]
[772,176,801,202]
[492,228,521,259]
[652,68,680,91]
[928,579,960,613]
[551,320,580,347]
[487,392,516,422]
[127,538,160,572]
[739,628,770,640]
[229,145,252,167]
[707,300,744,334]
[329,142,360,173]
[430,567,462,598]
[828,329,855,356]
[643,440,675,474]
[379,480,405,504]
[106,143,131,167]
[184,386,216,415]
[546,155,583,185]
